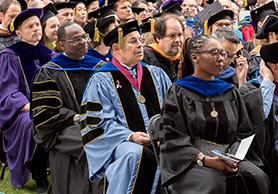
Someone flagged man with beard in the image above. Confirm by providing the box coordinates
[0,8,56,193]
[143,14,184,81]
[0,0,21,51]
[31,22,104,194]
[81,20,171,194]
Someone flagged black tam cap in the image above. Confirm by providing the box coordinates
[260,42,278,63]
[250,1,276,31]
[54,2,78,10]
[88,3,115,19]
[84,15,117,41]
[256,14,278,39]
[8,8,43,34]
[41,3,58,24]
[104,20,140,47]
[196,1,234,27]
[159,1,182,16]
[84,0,99,7]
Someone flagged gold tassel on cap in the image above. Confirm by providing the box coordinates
[74,7,77,15]
[105,0,108,6]
[9,19,15,32]
[203,20,208,35]
[150,18,155,34]
[94,20,100,42]
[118,27,123,49]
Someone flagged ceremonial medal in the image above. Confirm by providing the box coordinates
[112,58,145,104]
[210,108,218,118]
[137,93,146,104]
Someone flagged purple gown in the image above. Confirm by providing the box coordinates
[0,41,56,188]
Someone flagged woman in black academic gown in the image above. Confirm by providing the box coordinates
[159,35,270,194]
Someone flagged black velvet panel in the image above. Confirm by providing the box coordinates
[33,109,59,127]
[140,68,161,119]
[110,71,146,132]
[132,147,157,194]
[80,102,103,115]
[82,128,104,145]
[32,97,62,109]
[110,67,161,132]
[80,116,102,130]
[32,80,59,92]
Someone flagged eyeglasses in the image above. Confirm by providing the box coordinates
[61,33,91,44]
[195,48,228,59]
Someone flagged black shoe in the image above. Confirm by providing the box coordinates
[35,179,49,194]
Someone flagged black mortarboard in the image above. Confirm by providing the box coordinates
[260,42,278,63]
[145,0,156,2]
[84,0,99,7]
[250,1,276,31]
[84,15,116,41]
[8,8,43,34]
[207,9,234,27]
[131,7,145,14]
[54,2,78,10]
[41,3,58,24]
[104,20,140,47]
[196,1,233,26]
[256,14,278,39]
[88,3,115,19]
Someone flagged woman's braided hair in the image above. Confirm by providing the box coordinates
[178,35,211,79]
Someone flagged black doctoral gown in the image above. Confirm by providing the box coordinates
[159,83,270,194]
[31,56,103,194]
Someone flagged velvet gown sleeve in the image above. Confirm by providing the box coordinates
[31,66,77,151]
[159,84,200,186]
[0,52,29,129]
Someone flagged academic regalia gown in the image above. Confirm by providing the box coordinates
[159,76,270,194]
[81,60,171,194]
[0,41,56,188]
[31,54,104,194]
[87,48,112,62]
[143,45,180,82]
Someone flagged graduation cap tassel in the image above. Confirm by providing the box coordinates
[118,27,123,49]
[93,20,100,42]
[203,20,209,36]
[74,7,77,15]
[9,19,15,32]
[94,27,100,42]
[105,0,108,6]
[150,18,155,34]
